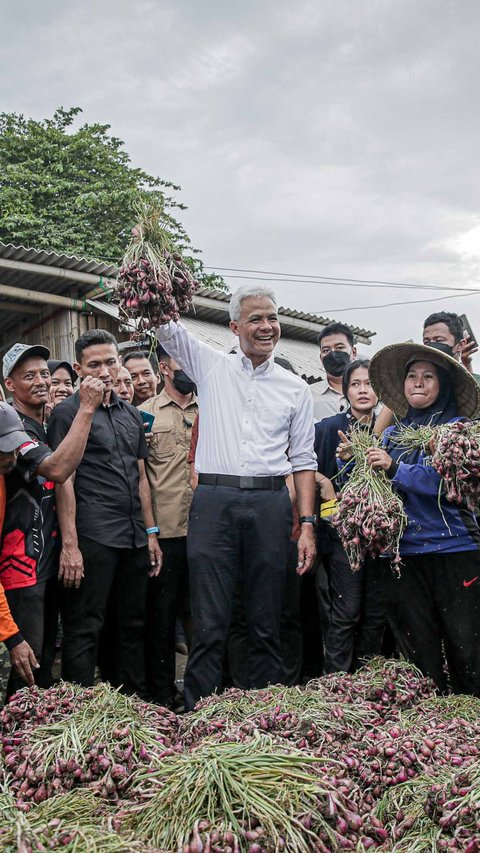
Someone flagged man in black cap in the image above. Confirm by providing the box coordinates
[1,342,105,695]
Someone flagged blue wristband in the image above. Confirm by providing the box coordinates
[146,526,159,535]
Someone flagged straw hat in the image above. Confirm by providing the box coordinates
[369,342,480,418]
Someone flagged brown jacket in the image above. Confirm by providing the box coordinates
[140,390,198,538]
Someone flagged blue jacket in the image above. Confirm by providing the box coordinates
[383,423,480,556]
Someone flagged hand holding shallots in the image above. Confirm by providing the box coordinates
[366,447,394,472]
[391,419,480,511]
[332,426,407,571]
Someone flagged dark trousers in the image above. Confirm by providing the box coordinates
[184,484,292,711]
[5,581,47,697]
[316,533,385,673]
[61,536,149,696]
[146,536,189,706]
[36,579,61,688]
[381,550,480,695]
[228,540,303,687]
[5,578,60,696]
[300,571,324,679]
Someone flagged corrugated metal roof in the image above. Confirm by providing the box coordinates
[0,242,117,278]
[197,287,374,341]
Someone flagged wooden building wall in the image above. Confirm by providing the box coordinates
[3,307,130,363]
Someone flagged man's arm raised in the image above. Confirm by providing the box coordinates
[39,377,104,483]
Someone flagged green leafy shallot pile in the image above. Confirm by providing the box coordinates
[2,661,480,850]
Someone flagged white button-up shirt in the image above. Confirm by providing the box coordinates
[156,322,317,477]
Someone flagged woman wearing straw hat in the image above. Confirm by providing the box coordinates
[368,341,480,695]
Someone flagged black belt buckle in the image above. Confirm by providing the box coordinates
[239,476,255,489]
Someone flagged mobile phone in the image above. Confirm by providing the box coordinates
[459,314,477,349]
[139,410,155,432]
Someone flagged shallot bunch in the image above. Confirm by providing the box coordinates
[391,420,480,512]
[128,734,388,852]
[332,428,407,571]
[113,199,199,332]
[431,421,480,511]
[1,682,179,806]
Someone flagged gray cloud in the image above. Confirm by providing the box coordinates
[2,0,480,352]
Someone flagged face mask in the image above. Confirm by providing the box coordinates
[424,341,455,359]
[172,369,196,395]
[322,350,350,377]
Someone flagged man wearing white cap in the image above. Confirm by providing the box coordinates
[1,342,105,695]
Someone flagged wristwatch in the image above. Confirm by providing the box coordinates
[299,515,318,527]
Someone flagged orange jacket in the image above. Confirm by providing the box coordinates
[0,475,20,643]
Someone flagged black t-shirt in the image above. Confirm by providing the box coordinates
[0,411,57,590]
[48,391,148,549]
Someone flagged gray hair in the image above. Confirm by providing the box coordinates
[228,285,277,322]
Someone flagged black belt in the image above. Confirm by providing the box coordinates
[198,473,285,490]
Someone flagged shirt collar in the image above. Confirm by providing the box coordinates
[314,378,344,397]
[155,388,198,409]
[103,391,121,408]
[235,347,275,376]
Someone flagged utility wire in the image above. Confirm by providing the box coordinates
[203,266,479,294]
[322,288,480,313]
[96,254,478,295]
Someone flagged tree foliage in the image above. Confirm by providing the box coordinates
[0,107,226,290]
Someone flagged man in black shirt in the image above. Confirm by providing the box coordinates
[1,343,105,695]
[48,330,162,696]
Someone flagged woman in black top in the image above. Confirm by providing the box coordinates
[314,359,385,673]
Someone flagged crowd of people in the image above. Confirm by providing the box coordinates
[0,286,479,710]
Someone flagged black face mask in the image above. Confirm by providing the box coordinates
[424,341,455,359]
[172,369,196,395]
[322,350,350,377]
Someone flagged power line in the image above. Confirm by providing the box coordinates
[203,266,479,294]
[322,288,480,313]
[96,253,479,295]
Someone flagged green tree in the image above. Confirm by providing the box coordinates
[0,107,226,290]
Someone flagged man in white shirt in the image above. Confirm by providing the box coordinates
[310,323,357,421]
[156,285,317,709]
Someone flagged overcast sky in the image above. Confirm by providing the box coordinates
[3,0,480,357]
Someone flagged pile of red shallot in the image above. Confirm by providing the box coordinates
[113,199,199,332]
[1,659,480,851]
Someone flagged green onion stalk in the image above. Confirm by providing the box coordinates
[0,788,154,852]
[127,733,388,851]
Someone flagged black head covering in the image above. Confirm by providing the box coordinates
[47,360,77,385]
